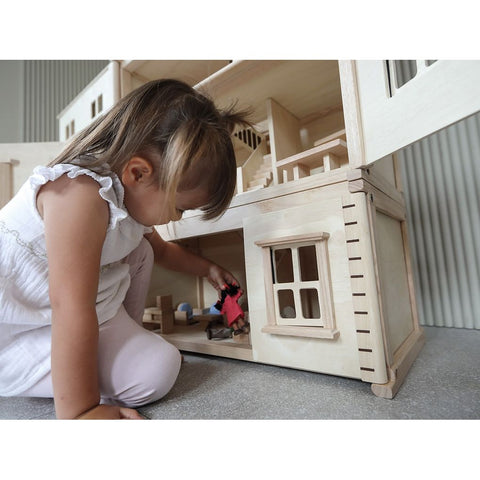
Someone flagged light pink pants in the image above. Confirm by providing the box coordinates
[21,238,182,408]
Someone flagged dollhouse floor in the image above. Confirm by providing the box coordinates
[1,326,479,420]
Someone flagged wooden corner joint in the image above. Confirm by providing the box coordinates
[371,328,425,399]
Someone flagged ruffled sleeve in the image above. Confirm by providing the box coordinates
[29,163,129,231]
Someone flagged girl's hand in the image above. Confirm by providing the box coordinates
[76,404,145,420]
[207,264,239,292]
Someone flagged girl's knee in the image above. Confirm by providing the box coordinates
[122,338,182,407]
[145,340,182,402]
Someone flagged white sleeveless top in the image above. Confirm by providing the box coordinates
[0,163,152,396]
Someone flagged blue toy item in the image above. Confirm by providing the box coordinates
[177,302,193,319]
[209,304,221,315]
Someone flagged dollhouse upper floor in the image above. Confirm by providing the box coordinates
[56,60,400,233]
[59,60,349,180]
[54,58,480,242]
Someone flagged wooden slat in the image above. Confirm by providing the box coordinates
[276,139,348,170]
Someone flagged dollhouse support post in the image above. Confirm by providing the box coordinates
[323,152,340,171]
[293,163,310,180]
[236,166,245,194]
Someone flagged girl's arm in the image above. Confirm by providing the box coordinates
[40,174,141,419]
[145,229,238,291]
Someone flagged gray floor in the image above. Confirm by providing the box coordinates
[1,325,479,420]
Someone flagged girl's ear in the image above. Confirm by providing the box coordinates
[121,156,154,187]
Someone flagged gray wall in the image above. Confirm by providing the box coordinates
[394,60,480,329]
[0,60,108,143]
[398,114,480,329]
[0,61,24,143]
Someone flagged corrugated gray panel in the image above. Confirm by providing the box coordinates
[398,113,480,329]
[23,60,108,142]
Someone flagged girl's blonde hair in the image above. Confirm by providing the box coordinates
[50,78,250,220]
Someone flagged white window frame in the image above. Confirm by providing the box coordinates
[255,232,339,340]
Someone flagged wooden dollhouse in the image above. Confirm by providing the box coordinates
[123,60,424,399]
[4,60,480,398]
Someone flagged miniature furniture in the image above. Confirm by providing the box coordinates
[142,295,174,333]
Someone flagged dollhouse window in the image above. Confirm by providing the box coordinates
[386,60,437,96]
[256,233,338,339]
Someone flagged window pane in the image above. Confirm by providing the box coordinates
[300,289,320,319]
[278,289,296,318]
[273,248,294,283]
[393,60,417,88]
[298,245,318,281]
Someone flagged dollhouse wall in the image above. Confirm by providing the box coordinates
[0,142,64,195]
[146,230,248,313]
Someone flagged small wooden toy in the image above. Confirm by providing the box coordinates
[142,295,174,333]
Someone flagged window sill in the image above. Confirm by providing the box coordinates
[261,325,340,340]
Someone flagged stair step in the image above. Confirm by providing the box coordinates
[248,178,268,188]
[254,164,272,175]
[248,173,272,189]
[252,170,272,181]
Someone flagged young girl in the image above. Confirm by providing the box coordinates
[0,78,248,419]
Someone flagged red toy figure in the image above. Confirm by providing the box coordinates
[215,283,249,335]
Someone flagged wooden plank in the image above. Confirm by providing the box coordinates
[371,328,425,399]
[338,60,365,168]
[121,60,230,89]
[261,325,339,340]
[255,232,329,247]
[267,98,302,163]
[159,324,253,362]
[276,139,348,170]
[195,60,342,126]
[157,171,353,241]
[267,98,302,185]
[372,211,415,355]
[342,193,389,384]
[354,60,480,164]
[314,128,347,146]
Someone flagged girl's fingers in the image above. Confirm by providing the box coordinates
[119,407,145,419]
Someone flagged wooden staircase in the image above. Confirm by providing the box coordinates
[246,154,273,191]
[235,127,273,195]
